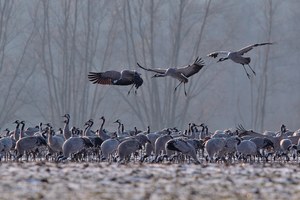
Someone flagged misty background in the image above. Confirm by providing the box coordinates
[0,0,299,133]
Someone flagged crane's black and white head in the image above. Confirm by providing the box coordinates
[63,114,70,119]
[85,119,93,127]
[281,124,286,133]
[114,119,121,124]
[151,74,164,78]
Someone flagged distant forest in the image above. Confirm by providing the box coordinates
[0,0,299,132]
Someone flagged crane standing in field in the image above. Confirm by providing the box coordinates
[207,42,273,79]
[137,57,205,96]
[88,69,144,95]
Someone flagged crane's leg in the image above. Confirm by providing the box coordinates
[127,84,135,95]
[242,65,251,79]
[174,82,183,92]
[184,83,187,96]
[134,87,138,95]
[247,64,256,76]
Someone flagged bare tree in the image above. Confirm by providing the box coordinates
[29,0,113,127]
[253,0,279,131]
[0,1,37,125]
[116,0,221,130]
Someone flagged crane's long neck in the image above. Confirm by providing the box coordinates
[84,124,90,136]
[116,122,121,134]
[281,125,286,134]
[63,117,71,140]
[188,123,191,134]
[98,118,111,140]
[64,119,69,132]
[190,124,196,138]
[39,123,43,133]
[100,118,105,131]
[5,129,10,137]
[134,127,138,136]
[20,122,25,139]
[200,126,205,139]
[48,129,53,144]
[14,122,20,141]
[218,57,229,62]
[121,124,124,133]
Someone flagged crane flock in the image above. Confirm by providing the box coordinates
[88,42,273,95]
[0,42,283,164]
[1,116,300,164]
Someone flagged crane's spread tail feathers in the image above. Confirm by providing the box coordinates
[133,74,143,89]
[245,57,251,64]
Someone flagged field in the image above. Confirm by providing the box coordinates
[0,161,300,200]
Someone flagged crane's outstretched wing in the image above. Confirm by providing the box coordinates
[136,63,166,74]
[207,51,230,58]
[177,57,205,78]
[88,71,121,85]
[237,42,273,55]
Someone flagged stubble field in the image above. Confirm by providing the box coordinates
[0,161,300,200]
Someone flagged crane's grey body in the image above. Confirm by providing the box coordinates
[207,42,273,79]
[134,133,151,147]
[143,132,160,159]
[249,137,274,150]
[0,137,14,152]
[237,124,292,152]
[137,57,205,96]
[293,129,300,137]
[205,138,226,162]
[101,138,120,161]
[63,114,71,140]
[236,140,258,157]
[158,68,188,83]
[24,126,39,136]
[218,136,241,158]
[166,138,200,164]
[228,52,251,65]
[154,134,173,158]
[0,136,15,160]
[117,138,142,163]
[58,136,94,161]
[47,129,64,153]
[280,139,292,153]
[15,135,47,160]
[88,69,143,95]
